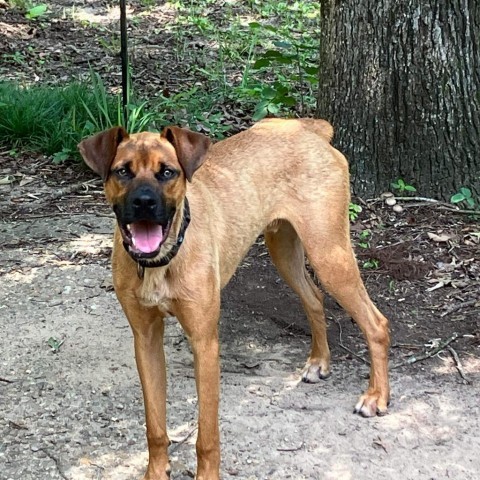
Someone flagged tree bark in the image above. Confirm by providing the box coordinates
[317,0,480,201]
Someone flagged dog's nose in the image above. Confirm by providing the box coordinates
[133,194,156,209]
[131,188,158,213]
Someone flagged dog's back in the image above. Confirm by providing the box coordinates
[257,118,334,143]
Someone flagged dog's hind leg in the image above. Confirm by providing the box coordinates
[297,221,390,417]
[264,220,331,381]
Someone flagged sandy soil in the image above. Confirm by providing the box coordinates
[1,164,479,480]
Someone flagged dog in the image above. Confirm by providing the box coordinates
[79,118,390,480]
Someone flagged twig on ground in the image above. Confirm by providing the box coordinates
[169,427,198,454]
[24,180,101,210]
[277,441,304,452]
[0,377,14,383]
[367,196,480,215]
[391,332,459,369]
[393,196,445,204]
[441,299,479,318]
[447,346,471,384]
[391,343,423,350]
[332,316,370,366]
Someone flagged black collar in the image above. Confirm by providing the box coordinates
[134,198,190,279]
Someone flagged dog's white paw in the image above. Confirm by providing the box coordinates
[354,391,389,417]
[301,361,330,383]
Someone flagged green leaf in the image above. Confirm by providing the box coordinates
[252,58,271,69]
[263,25,278,33]
[273,41,292,49]
[252,100,270,121]
[460,187,472,198]
[267,103,280,114]
[281,96,296,106]
[248,22,261,30]
[405,185,417,192]
[304,66,320,76]
[26,4,47,19]
[261,86,277,100]
[262,50,284,59]
[275,55,294,65]
[450,193,465,203]
[52,149,71,164]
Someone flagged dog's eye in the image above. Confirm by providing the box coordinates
[115,167,130,178]
[156,168,177,181]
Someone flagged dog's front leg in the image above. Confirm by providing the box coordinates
[176,299,221,480]
[120,299,170,480]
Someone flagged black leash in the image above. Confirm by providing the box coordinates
[119,0,129,127]
[135,199,191,279]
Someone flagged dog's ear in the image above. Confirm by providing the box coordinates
[78,127,128,181]
[162,126,211,182]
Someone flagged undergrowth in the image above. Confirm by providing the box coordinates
[1,0,320,161]
[169,0,320,122]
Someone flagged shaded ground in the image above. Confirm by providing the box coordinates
[1,2,480,479]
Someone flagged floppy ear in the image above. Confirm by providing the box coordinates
[161,126,211,182]
[78,127,128,181]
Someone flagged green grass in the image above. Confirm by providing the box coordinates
[0,81,116,160]
[0,69,162,161]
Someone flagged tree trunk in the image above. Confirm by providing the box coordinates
[317,0,480,201]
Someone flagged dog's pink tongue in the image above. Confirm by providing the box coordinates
[131,222,163,253]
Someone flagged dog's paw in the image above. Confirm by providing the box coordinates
[354,391,389,417]
[143,464,171,480]
[301,361,330,383]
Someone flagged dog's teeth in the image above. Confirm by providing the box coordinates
[126,225,132,231]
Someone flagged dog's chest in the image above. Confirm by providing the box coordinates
[137,269,175,315]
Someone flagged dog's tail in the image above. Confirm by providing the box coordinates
[302,119,334,143]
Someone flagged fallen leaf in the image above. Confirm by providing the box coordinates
[428,232,454,242]
[0,175,14,185]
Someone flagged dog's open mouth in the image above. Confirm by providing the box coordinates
[120,220,172,258]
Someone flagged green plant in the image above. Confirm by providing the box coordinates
[363,259,379,269]
[25,4,47,20]
[52,148,72,164]
[47,336,65,353]
[358,229,371,249]
[391,178,416,193]
[153,87,232,139]
[170,0,320,122]
[0,79,123,159]
[8,0,30,10]
[3,51,26,65]
[247,27,319,120]
[451,187,477,209]
[349,202,362,221]
[98,35,121,55]
[81,69,156,134]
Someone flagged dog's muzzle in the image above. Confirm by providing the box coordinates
[114,185,176,261]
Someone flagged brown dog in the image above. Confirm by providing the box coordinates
[79,118,390,480]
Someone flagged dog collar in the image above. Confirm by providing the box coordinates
[132,198,191,279]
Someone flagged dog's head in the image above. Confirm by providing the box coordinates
[78,126,210,262]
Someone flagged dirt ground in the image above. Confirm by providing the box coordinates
[1,1,480,480]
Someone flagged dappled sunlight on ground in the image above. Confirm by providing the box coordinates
[67,450,148,480]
